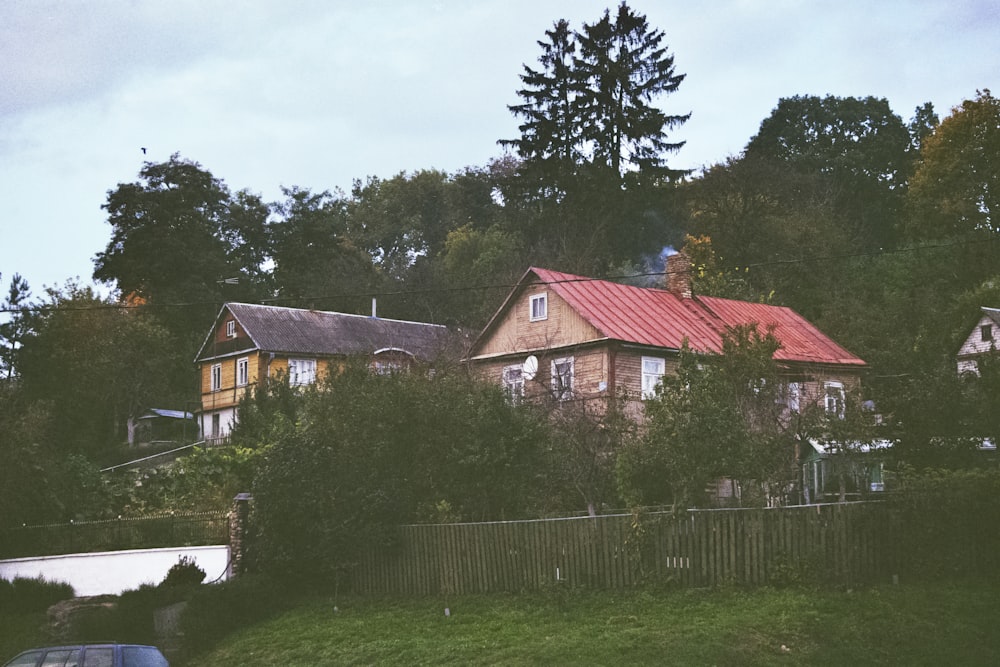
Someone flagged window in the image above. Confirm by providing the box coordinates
[373,359,404,375]
[211,414,220,439]
[551,356,574,401]
[503,364,524,401]
[41,650,77,667]
[82,647,113,667]
[530,293,547,321]
[982,324,993,342]
[824,381,845,418]
[288,358,317,386]
[786,381,801,413]
[210,363,222,392]
[236,357,249,387]
[226,320,236,338]
[641,356,665,399]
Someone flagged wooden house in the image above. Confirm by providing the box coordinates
[466,255,867,420]
[194,302,455,442]
[956,306,1000,374]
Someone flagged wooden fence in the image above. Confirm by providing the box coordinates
[352,502,892,594]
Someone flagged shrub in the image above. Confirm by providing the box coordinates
[0,576,74,613]
[160,555,206,589]
[178,574,290,658]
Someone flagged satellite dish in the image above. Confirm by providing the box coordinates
[522,355,538,381]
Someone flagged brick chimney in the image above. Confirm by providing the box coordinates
[665,251,692,299]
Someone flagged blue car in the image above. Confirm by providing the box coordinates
[2,643,168,667]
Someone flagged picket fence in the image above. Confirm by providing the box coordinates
[351,502,891,594]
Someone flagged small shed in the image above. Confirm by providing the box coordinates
[132,408,196,446]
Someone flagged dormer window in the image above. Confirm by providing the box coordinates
[530,293,547,322]
[982,324,993,342]
[226,320,236,338]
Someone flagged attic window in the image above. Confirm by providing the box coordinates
[982,324,993,342]
[530,293,548,322]
[226,320,236,338]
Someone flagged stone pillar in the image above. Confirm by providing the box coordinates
[229,493,252,578]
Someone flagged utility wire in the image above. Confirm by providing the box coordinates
[0,235,994,315]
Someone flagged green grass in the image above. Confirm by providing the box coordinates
[181,580,1000,666]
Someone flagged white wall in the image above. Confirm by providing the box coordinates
[0,545,229,597]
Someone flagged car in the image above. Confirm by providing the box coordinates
[2,643,169,667]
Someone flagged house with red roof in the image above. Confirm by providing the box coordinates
[467,254,866,422]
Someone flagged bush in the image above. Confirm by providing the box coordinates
[160,555,206,588]
[889,466,1000,578]
[179,575,290,658]
[0,576,74,613]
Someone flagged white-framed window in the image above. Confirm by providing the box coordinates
[373,359,404,375]
[641,356,665,399]
[503,364,524,401]
[210,363,222,392]
[288,358,317,386]
[236,357,249,387]
[530,293,548,321]
[824,381,845,418]
[551,356,574,401]
[226,320,236,338]
[786,381,801,413]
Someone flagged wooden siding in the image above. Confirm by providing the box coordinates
[198,353,340,414]
[474,286,604,358]
[957,314,998,373]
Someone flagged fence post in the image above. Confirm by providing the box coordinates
[229,493,252,579]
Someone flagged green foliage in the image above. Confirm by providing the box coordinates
[0,272,32,378]
[104,446,260,515]
[501,2,688,268]
[889,466,1000,577]
[247,361,553,587]
[906,89,1000,240]
[617,325,796,509]
[0,381,109,525]
[0,576,74,613]
[94,154,271,338]
[178,574,291,658]
[161,555,207,588]
[15,283,183,458]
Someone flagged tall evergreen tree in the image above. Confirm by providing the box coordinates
[499,19,580,199]
[575,2,689,181]
[500,2,689,270]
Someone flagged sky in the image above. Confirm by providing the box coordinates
[1,0,997,296]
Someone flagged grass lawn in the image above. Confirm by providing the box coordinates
[182,580,1000,666]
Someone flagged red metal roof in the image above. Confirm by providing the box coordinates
[529,267,865,367]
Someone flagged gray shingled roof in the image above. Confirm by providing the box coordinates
[196,302,454,362]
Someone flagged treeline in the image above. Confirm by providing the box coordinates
[1,2,998,525]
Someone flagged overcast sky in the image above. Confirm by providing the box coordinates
[1,0,997,295]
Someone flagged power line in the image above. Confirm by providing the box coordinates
[0,235,995,315]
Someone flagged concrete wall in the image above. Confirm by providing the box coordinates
[0,545,229,597]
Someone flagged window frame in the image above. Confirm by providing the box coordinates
[210,363,222,392]
[824,381,845,418]
[226,320,236,338]
[551,356,574,401]
[236,357,249,387]
[529,293,548,322]
[288,358,317,386]
[641,356,665,399]
[786,381,801,413]
[982,324,993,342]
[502,364,525,401]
